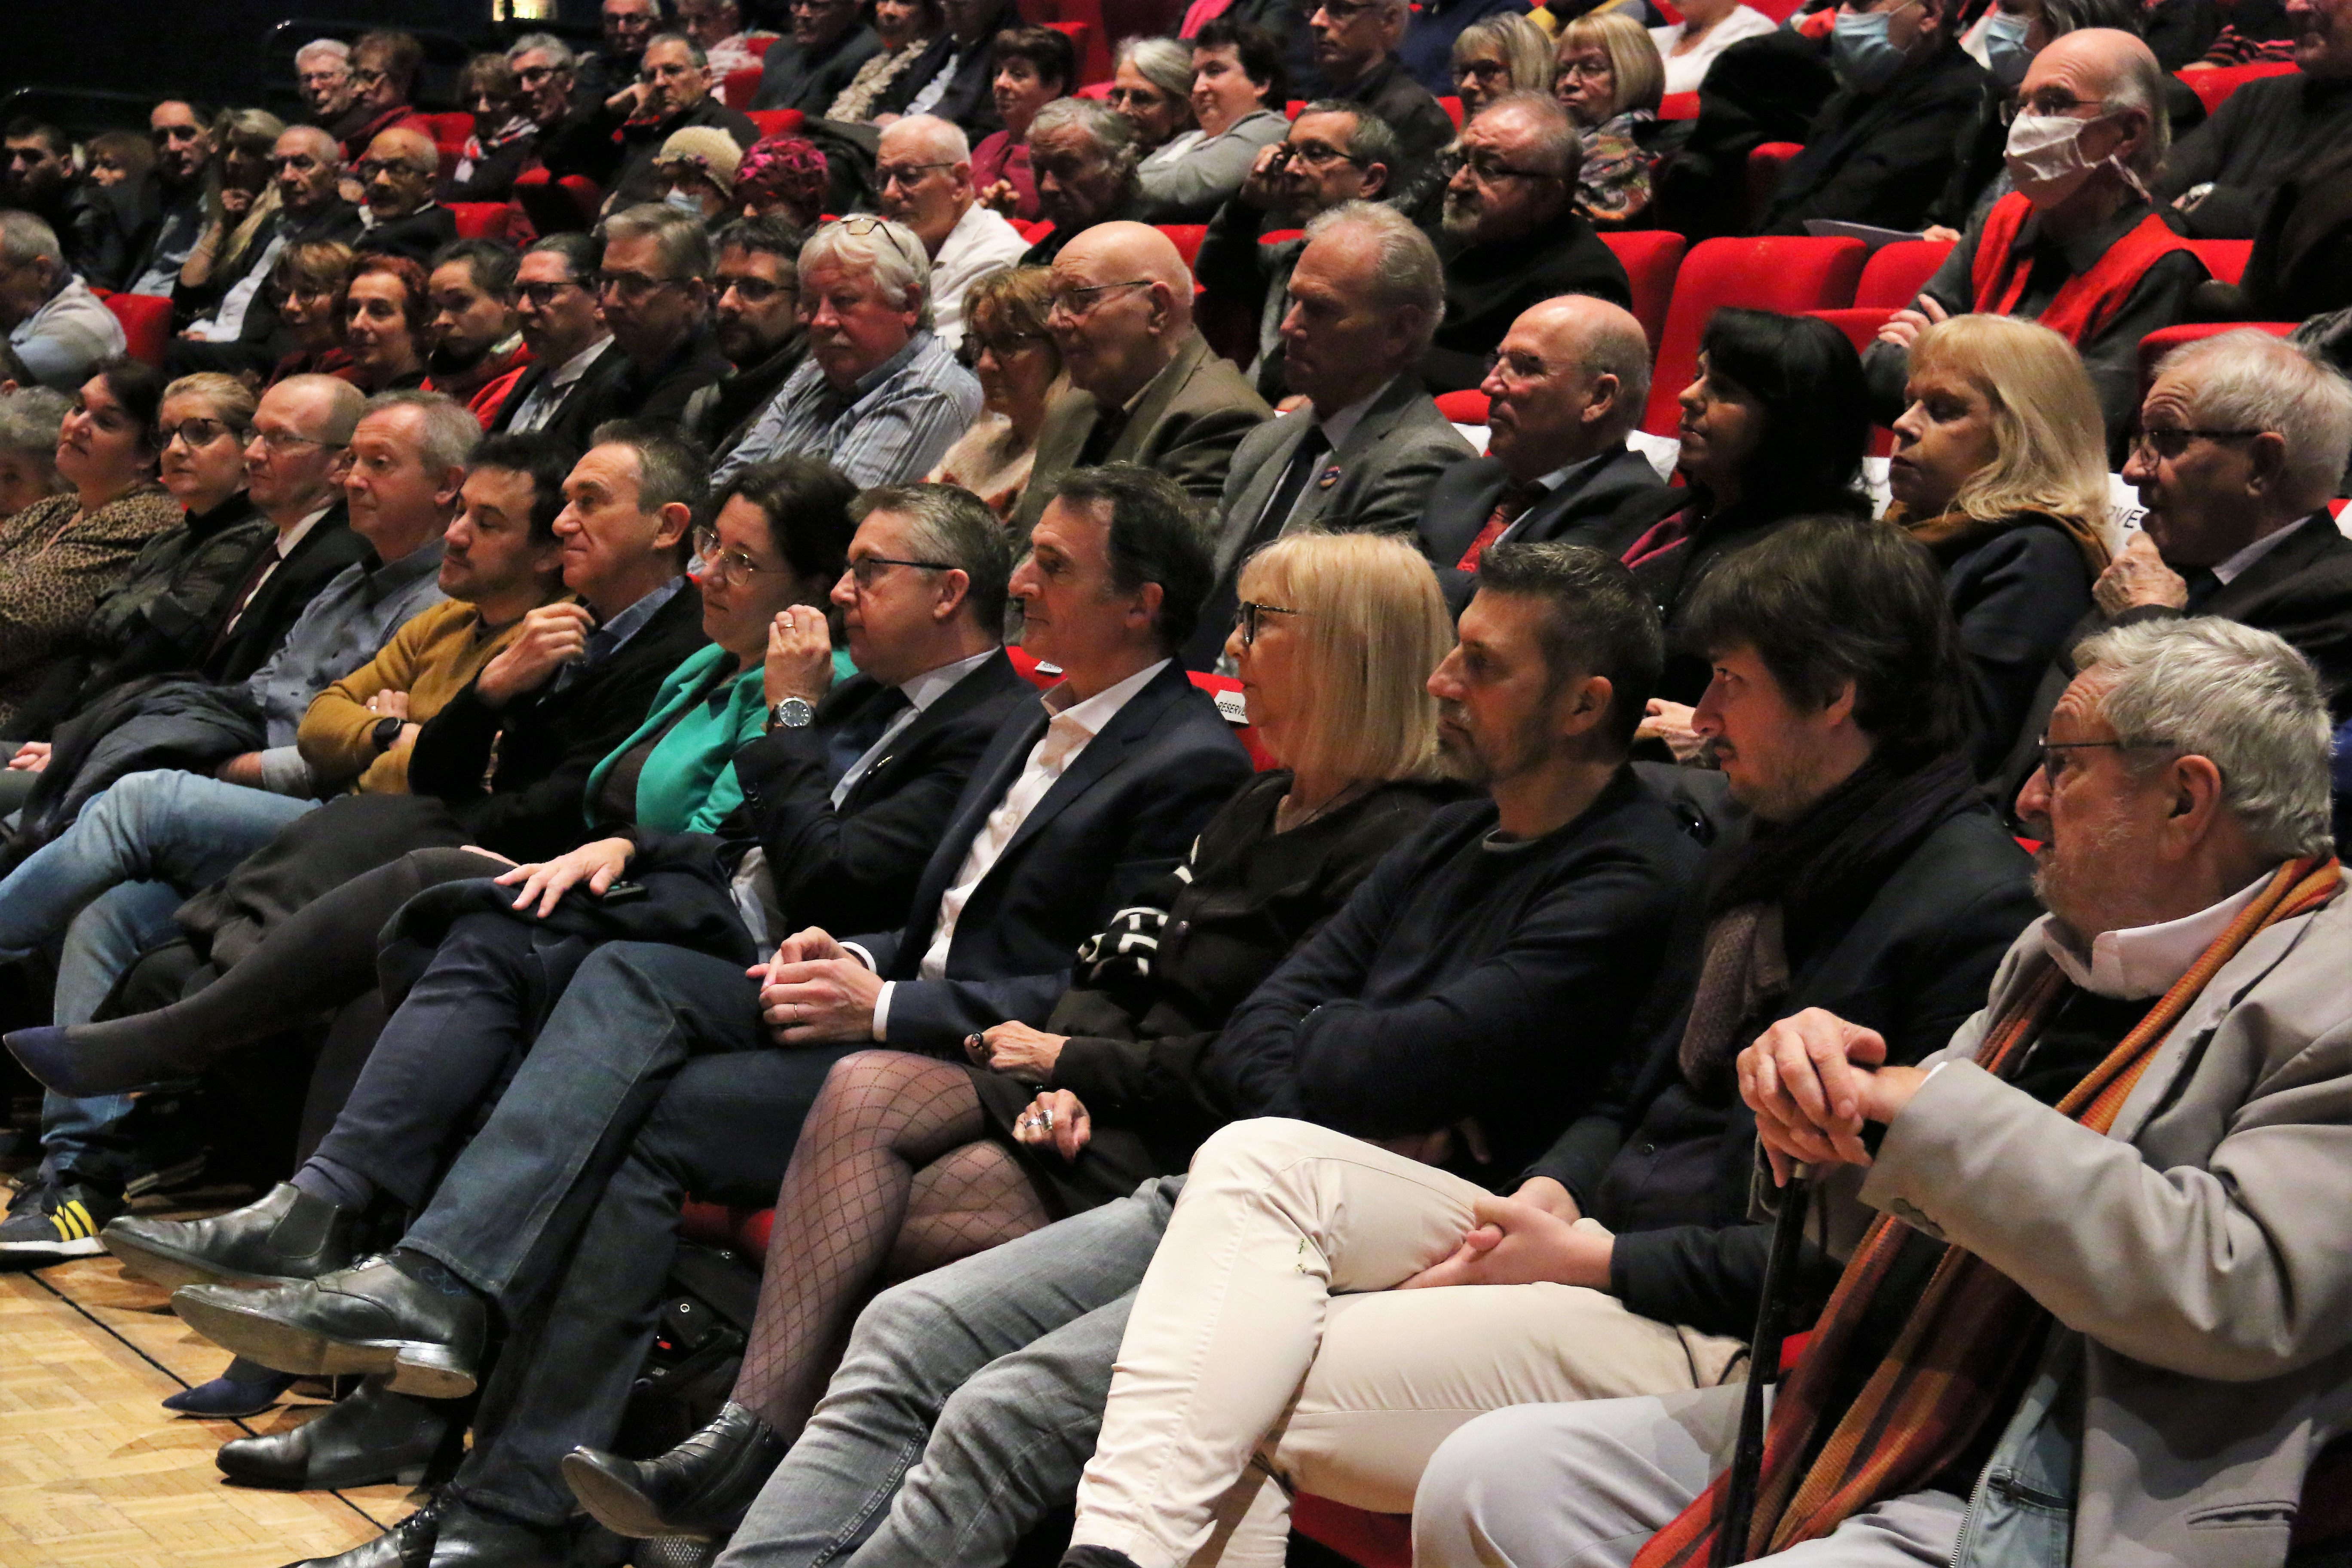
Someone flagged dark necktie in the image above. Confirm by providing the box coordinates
[1185,426,1331,669]
[1078,401,1132,469]
[2181,566,2221,612]
[1455,478,1544,571]
[824,686,913,786]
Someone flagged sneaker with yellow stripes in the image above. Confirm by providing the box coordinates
[0,1176,123,1261]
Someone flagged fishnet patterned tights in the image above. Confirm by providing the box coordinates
[732,1050,1053,1436]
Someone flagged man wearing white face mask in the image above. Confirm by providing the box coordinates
[1756,0,1989,235]
[1868,28,2206,456]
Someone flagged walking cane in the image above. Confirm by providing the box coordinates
[1710,1163,1811,1568]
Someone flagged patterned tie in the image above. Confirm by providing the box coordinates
[1455,480,1544,571]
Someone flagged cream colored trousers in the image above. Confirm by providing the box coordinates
[1068,1118,1748,1568]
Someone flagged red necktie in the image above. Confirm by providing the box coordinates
[1456,481,1542,571]
[1620,504,1701,572]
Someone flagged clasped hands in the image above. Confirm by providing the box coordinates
[1737,1006,1929,1185]
[750,926,883,1044]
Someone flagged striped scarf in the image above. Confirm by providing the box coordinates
[1633,855,2342,1567]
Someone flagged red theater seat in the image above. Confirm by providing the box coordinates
[1744,141,1804,227]
[1853,239,1953,309]
[2179,61,2299,117]
[1077,80,1112,99]
[1157,224,1207,267]
[1597,229,1686,352]
[1435,389,1489,425]
[748,34,775,55]
[1642,236,1867,435]
[421,112,474,151]
[103,293,172,368]
[514,168,603,233]
[447,202,512,241]
[1438,95,1464,129]
[747,108,806,139]
[1659,91,1702,120]
[723,66,765,109]
[1013,217,1055,243]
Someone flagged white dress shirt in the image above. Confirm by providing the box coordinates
[928,202,1030,350]
[505,335,615,434]
[833,646,1000,806]
[2038,875,2269,999]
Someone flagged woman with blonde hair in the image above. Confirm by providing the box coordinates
[1885,312,2111,776]
[1454,12,1556,119]
[565,530,1466,1537]
[177,109,287,304]
[1553,10,1664,224]
[928,266,1064,520]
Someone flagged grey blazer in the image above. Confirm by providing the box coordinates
[1826,891,2352,1567]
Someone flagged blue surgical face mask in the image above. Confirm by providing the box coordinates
[1982,10,2033,92]
[663,187,706,215]
[1832,6,1912,93]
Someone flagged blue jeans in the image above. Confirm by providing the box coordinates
[6,770,315,1186]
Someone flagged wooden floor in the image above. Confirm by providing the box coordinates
[0,1188,419,1568]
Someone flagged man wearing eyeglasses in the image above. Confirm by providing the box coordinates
[0,213,125,395]
[1425,92,1630,394]
[494,233,631,449]
[715,216,982,488]
[600,33,761,208]
[294,39,365,145]
[1302,0,1453,198]
[341,127,457,266]
[876,115,1029,350]
[168,127,364,382]
[689,216,811,462]
[1991,328,2352,817]
[597,204,735,429]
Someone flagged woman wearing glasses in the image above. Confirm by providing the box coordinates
[567,530,1466,1540]
[1552,10,1665,225]
[928,266,1064,519]
[263,242,360,389]
[0,361,182,732]
[1453,10,1553,120]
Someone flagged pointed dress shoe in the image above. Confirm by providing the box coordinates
[562,1400,788,1541]
[103,1182,358,1290]
[218,1376,453,1490]
[173,1253,486,1399]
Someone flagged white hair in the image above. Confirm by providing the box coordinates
[506,31,578,69]
[884,114,971,164]
[803,217,935,332]
[2074,617,2335,860]
[0,211,64,271]
[2159,329,2352,516]
[295,38,351,68]
[1117,35,1194,100]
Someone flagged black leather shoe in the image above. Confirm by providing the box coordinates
[172,1254,486,1399]
[281,1494,439,1567]
[426,1499,568,1568]
[104,1183,358,1290]
[562,1401,787,1541]
[219,1377,451,1490]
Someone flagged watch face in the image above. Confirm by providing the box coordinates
[774,697,815,728]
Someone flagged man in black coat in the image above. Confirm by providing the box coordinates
[1418,296,1669,614]
[349,128,460,266]
[1310,0,1458,175]
[1760,0,1990,237]
[751,0,882,113]
[2153,21,2352,240]
[687,215,809,465]
[871,0,1026,136]
[168,127,365,381]
[596,204,735,429]
[493,234,633,449]
[597,35,762,208]
[1424,94,1632,393]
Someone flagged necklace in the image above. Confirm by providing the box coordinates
[1275,778,1372,833]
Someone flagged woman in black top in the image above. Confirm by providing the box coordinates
[1884,313,2110,777]
[566,530,1465,1533]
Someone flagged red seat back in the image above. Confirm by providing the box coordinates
[447,202,511,241]
[1744,141,1804,228]
[1013,217,1055,243]
[421,111,474,151]
[1659,91,1702,120]
[1285,99,1305,119]
[514,167,603,233]
[1642,236,1867,435]
[723,66,765,109]
[1597,229,1686,352]
[2137,319,2296,401]
[1435,389,1490,425]
[1077,80,1113,99]
[104,293,172,369]
[746,107,805,139]
[1157,224,1208,268]
[1853,239,1953,309]
[2184,238,2251,286]
[747,34,776,56]
[1438,95,1464,129]
[2180,61,2299,117]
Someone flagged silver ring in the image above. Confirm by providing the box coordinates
[781,612,794,629]
[1039,1108,1054,1133]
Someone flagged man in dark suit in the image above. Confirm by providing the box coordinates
[1419,295,1668,615]
[1425,93,1633,393]
[1186,201,1475,668]
[1308,0,1457,190]
[599,35,763,207]
[1993,328,2352,812]
[1015,223,1271,542]
[349,127,460,265]
[595,204,734,429]
[751,0,882,113]
[493,234,632,449]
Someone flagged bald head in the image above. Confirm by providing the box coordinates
[1048,222,1196,406]
[2020,28,2168,187]
[1482,294,1652,479]
[882,114,971,165]
[272,124,344,212]
[362,127,440,218]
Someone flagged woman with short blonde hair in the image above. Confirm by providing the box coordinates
[1453,12,1557,118]
[1553,11,1664,224]
[1887,312,2112,775]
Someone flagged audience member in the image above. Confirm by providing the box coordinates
[1611,308,1869,720]
[736,133,833,226]
[1014,223,1270,538]
[350,128,459,263]
[420,240,529,423]
[340,32,437,165]
[651,124,746,221]
[1426,92,1631,393]
[689,216,808,461]
[340,254,431,394]
[1992,329,2352,801]
[446,53,539,203]
[603,34,762,208]
[877,115,1030,349]
[1019,98,1150,266]
[0,214,128,394]
[82,131,155,193]
[123,101,217,298]
[1420,294,1664,612]
[262,240,359,385]
[0,388,71,520]
[1136,20,1290,223]
[619,539,1700,1560]
[975,25,1076,223]
[169,126,361,382]
[1553,12,1666,224]
[1452,10,1556,118]
[680,0,778,79]
[753,0,884,113]
[506,33,606,183]
[577,0,664,104]
[1307,0,1459,189]
[1651,0,1779,93]
[1422,614,2346,1568]
[1108,37,1200,163]
[1868,29,2201,449]
[173,108,285,306]
[1403,0,1533,95]
[596,204,733,424]
[1185,202,1473,668]
[1886,314,2110,777]
[928,265,1064,518]
[716,216,982,486]
[293,38,364,147]
[2156,0,2352,238]
[1197,101,1398,402]
[493,233,629,445]
[828,0,944,120]
[565,527,1461,1544]
[0,363,182,729]
[1758,0,1989,234]
[871,0,1028,134]
[1058,518,2037,1568]
[1,120,110,285]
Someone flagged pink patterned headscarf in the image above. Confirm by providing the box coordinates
[735,135,830,224]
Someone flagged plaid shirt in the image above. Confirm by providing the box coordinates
[713,331,982,489]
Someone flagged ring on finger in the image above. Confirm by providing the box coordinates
[1039,1108,1054,1133]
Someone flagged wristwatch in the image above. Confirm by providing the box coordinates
[769,696,816,732]
[371,715,404,752]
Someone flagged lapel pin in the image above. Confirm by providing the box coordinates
[1315,465,1341,490]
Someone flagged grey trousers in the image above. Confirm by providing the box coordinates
[1412,1384,1969,1568]
[717,1177,1185,1568]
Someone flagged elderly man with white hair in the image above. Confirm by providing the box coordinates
[715,216,981,487]
[1869,27,2207,448]
[876,115,1028,349]
[1421,613,2352,1568]
[0,214,126,392]
[294,37,370,148]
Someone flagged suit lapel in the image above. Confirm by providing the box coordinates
[899,698,1049,950]
[840,651,1017,811]
[992,664,1185,869]
[1112,333,1209,465]
[1289,380,1419,535]
[2202,513,2345,620]
[1216,417,1309,575]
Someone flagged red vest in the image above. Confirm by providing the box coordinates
[1968,191,2197,346]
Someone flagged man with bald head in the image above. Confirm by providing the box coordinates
[877,115,1029,349]
[352,126,459,263]
[1185,201,1474,668]
[1014,222,1271,540]
[1418,294,1669,615]
[1427,93,1630,393]
[168,126,363,377]
[1870,28,2204,449]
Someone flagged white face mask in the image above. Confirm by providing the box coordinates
[663,186,707,215]
[2003,107,2145,206]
